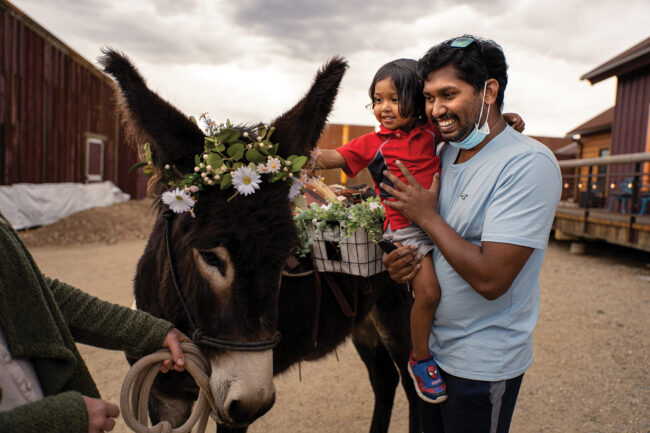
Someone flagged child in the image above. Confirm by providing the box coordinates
[316,58,447,403]
[315,59,523,404]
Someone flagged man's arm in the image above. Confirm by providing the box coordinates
[381,161,533,300]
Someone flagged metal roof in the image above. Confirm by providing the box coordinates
[566,106,614,137]
[581,36,650,84]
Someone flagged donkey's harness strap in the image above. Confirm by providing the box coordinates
[162,210,281,351]
[163,210,199,333]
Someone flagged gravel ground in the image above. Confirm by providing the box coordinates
[22,200,650,433]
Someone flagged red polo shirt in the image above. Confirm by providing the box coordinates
[336,121,441,230]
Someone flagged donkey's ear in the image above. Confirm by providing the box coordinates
[99,48,204,174]
[271,57,347,158]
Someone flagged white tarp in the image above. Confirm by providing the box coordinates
[0,181,130,230]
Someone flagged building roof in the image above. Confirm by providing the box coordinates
[566,106,614,137]
[0,0,111,83]
[581,36,650,84]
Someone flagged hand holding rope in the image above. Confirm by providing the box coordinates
[120,342,217,433]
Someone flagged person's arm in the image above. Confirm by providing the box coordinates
[380,161,532,300]
[503,112,525,132]
[0,391,89,433]
[47,278,175,358]
[315,148,348,170]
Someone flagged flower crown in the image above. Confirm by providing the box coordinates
[132,114,322,216]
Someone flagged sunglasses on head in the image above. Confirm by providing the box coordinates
[449,37,476,48]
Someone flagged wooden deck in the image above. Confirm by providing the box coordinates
[554,203,650,251]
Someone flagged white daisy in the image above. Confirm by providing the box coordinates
[266,157,282,173]
[257,163,269,173]
[288,180,302,200]
[162,188,195,214]
[369,201,381,210]
[232,166,261,196]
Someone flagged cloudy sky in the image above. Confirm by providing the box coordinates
[11,0,650,137]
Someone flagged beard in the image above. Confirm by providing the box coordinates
[436,99,485,143]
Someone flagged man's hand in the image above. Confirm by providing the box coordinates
[160,328,191,373]
[382,243,421,283]
[83,396,119,433]
[380,160,440,227]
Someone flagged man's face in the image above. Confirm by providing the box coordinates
[423,64,484,143]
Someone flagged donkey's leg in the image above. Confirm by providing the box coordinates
[352,317,399,433]
[371,283,422,433]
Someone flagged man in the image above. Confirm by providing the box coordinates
[381,35,561,433]
[0,210,189,433]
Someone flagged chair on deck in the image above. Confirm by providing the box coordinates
[606,177,633,214]
[639,192,650,216]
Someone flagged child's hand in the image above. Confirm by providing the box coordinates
[503,113,525,132]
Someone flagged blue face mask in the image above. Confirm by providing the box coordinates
[449,81,490,150]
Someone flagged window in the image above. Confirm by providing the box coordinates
[596,148,610,195]
[85,136,105,182]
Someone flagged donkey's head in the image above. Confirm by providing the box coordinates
[100,49,346,427]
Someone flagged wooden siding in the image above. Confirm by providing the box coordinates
[609,64,650,180]
[0,2,139,196]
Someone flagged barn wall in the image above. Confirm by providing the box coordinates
[0,2,140,197]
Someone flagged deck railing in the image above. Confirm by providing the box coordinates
[558,152,650,215]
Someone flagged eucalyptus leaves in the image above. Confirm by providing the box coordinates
[294,197,385,256]
[134,114,314,215]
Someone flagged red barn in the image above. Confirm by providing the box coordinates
[0,0,142,197]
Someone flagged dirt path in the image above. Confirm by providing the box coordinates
[29,238,649,433]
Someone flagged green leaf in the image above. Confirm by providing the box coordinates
[216,143,226,152]
[220,173,232,190]
[272,142,279,155]
[232,162,245,170]
[144,142,152,163]
[245,148,266,164]
[227,142,245,161]
[206,153,223,168]
[217,128,241,143]
[269,171,285,182]
[288,155,308,172]
[257,124,267,140]
[195,154,201,167]
[128,161,148,174]
[143,165,154,177]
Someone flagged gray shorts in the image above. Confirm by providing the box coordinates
[382,224,434,257]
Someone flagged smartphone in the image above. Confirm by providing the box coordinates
[377,238,397,254]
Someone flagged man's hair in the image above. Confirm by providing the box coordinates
[417,35,508,110]
[368,58,424,120]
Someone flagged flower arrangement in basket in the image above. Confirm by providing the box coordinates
[294,196,386,277]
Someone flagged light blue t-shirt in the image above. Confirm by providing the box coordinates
[431,125,561,381]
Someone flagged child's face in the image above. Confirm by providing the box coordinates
[372,78,416,131]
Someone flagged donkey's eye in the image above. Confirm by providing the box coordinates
[199,251,227,275]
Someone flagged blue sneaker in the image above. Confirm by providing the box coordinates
[407,351,447,404]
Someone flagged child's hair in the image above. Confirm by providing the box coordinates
[368,58,424,121]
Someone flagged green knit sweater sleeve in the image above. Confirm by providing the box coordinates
[0,391,88,433]
[46,278,173,358]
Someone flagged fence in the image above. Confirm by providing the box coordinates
[555,152,650,251]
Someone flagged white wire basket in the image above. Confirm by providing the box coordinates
[309,222,385,277]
